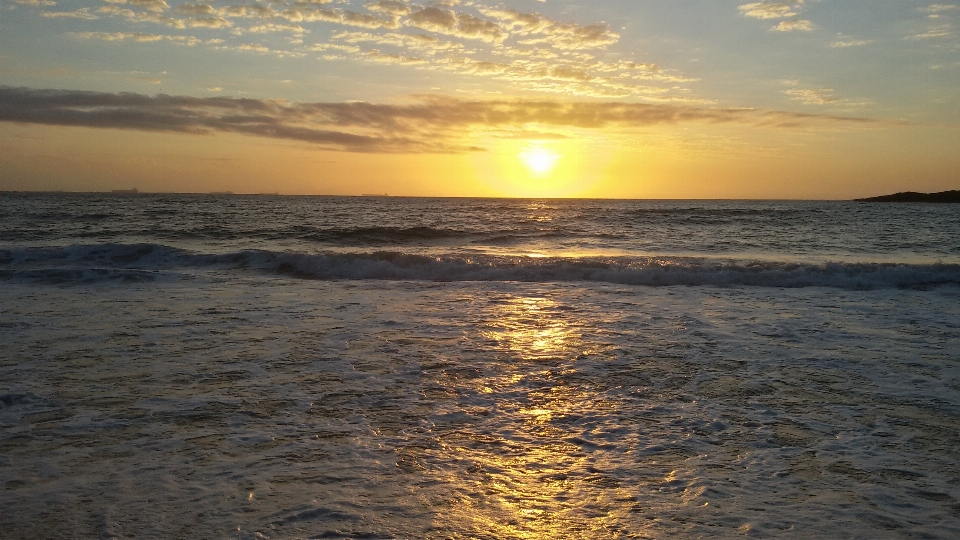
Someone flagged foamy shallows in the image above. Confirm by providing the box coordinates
[1,194,959,538]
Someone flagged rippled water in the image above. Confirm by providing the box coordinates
[1,194,959,539]
[3,193,959,263]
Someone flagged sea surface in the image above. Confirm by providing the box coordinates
[1,193,959,539]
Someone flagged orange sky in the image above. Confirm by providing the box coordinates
[1,1,958,198]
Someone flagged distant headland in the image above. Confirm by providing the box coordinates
[855,190,960,203]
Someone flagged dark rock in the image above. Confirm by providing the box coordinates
[855,190,960,202]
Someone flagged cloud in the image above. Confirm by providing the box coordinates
[33,0,681,100]
[102,0,169,13]
[174,3,215,16]
[363,50,428,65]
[98,5,135,17]
[318,36,693,99]
[331,30,463,51]
[340,9,398,29]
[72,31,208,46]
[920,4,959,16]
[455,14,504,42]
[781,84,871,107]
[185,17,233,28]
[219,4,276,19]
[783,87,839,105]
[479,7,619,49]
[246,23,306,35]
[366,0,410,17]
[405,7,504,42]
[41,8,98,19]
[830,39,871,48]
[238,43,270,52]
[0,86,475,153]
[13,0,57,6]
[739,2,816,33]
[908,25,953,39]
[281,8,398,29]
[0,87,884,155]
[308,43,361,54]
[738,2,802,19]
[306,94,879,131]
[773,19,813,31]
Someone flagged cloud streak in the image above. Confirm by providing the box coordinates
[739,1,813,32]
[0,87,884,154]
[738,2,802,19]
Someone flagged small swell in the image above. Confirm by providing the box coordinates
[3,243,960,290]
[297,226,470,244]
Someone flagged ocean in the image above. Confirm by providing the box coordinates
[1,193,959,539]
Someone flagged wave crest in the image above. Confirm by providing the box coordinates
[2,243,959,289]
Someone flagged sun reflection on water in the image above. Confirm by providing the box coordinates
[423,294,645,538]
[480,296,582,361]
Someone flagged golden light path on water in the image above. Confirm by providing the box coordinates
[427,294,664,539]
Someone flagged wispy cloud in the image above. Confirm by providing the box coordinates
[739,1,815,32]
[405,7,504,43]
[781,82,871,107]
[920,4,959,18]
[478,7,619,49]
[280,8,399,29]
[244,23,307,35]
[331,31,464,52]
[773,19,813,32]
[830,38,871,48]
[41,8,98,19]
[13,0,57,6]
[61,0,655,98]
[102,0,169,14]
[0,87,884,154]
[72,31,215,46]
[908,25,954,39]
[738,2,803,19]
[366,0,411,17]
[910,4,958,39]
[783,87,839,105]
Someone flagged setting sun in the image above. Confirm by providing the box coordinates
[519,147,561,176]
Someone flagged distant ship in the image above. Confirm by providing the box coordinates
[111,188,138,194]
[361,193,389,197]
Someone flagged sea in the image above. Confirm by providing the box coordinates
[1,192,959,539]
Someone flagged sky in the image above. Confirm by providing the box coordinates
[1,0,959,198]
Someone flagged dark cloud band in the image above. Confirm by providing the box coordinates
[0,86,879,154]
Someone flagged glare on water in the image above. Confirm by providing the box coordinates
[481,297,582,361]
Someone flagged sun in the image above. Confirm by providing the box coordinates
[519,146,561,176]
[474,138,602,197]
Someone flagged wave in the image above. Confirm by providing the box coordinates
[0,225,603,246]
[2,243,959,289]
[0,225,485,244]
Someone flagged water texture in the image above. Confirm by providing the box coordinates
[1,194,959,539]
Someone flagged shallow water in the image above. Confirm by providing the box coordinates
[2,277,959,539]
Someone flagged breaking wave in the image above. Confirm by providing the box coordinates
[2,243,960,289]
